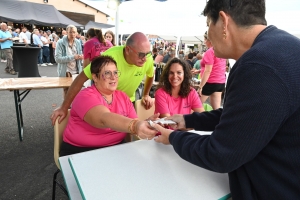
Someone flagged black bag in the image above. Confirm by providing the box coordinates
[29,33,39,47]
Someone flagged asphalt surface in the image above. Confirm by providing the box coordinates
[0,62,68,200]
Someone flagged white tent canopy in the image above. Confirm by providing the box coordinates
[84,0,300,39]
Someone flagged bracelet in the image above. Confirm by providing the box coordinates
[128,120,135,134]
[128,119,139,135]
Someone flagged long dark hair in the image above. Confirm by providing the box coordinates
[86,28,107,46]
[157,58,192,98]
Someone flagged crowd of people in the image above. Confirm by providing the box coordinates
[3,0,300,198]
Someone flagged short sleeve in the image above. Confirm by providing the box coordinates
[83,41,91,59]
[155,88,170,115]
[146,59,154,78]
[72,88,104,120]
[202,48,214,65]
[189,88,203,109]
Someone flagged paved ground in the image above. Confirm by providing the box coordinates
[0,62,68,200]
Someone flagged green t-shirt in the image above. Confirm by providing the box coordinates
[193,60,200,78]
[83,46,154,102]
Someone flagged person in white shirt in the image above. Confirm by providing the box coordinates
[19,27,29,44]
[41,32,52,65]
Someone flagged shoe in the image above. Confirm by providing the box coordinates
[9,70,17,75]
[5,68,10,73]
[41,63,47,66]
[47,63,53,66]
[3,60,7,62]
[38,64,41,66]
[1,59,4,62]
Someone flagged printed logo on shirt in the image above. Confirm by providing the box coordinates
[183,104,191,108]
[134,71,143,76]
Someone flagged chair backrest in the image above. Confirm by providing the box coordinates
[135,98,155,121]
[54,110,70,169]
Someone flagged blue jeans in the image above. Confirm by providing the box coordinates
[42,46,50,63]
[38,48,43,64]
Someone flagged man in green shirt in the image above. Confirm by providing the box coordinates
[51,32,155,125]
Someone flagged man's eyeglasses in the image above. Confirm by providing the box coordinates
[127,46,152,59]
[99,70,121,79]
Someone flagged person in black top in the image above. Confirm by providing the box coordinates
[186,53,194,70]
[152,0,300,199]
[152,47,158,60]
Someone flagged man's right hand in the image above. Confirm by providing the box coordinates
[51,107,68,125]
[165,114,186,130]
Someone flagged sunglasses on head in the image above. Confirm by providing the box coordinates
[127,46,152,59]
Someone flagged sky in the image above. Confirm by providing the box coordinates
[81,0,300,36]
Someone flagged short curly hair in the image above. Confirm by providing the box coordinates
[157,58,192,98]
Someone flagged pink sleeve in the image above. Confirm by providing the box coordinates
[203,48,214,65]
[155,89,170,115]
[72,90,103,120]
[83,40,92,59]
[189,88,203,109]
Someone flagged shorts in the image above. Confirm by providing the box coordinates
[202,83,225,96]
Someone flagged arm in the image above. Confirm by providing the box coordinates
[84,105,157,140]
[142,75,154,109]
[193,108,205,113]
[83,58,90,68]
[51,72,88,125]
[156,64,288,173]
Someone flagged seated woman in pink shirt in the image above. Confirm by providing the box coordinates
[198,32,226,109]
[83,28,113,68]
[60,56,158,156]
[155,58,204,118]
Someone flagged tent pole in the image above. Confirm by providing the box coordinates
[175,36,181,58]
[115,5,120,46]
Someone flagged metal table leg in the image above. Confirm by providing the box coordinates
[13,89,31,141]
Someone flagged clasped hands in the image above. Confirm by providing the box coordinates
[136,114,187,145]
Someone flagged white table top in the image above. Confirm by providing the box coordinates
[60,132,230,200]
[0,77,72,91]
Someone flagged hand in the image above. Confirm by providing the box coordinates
[165,114,186,130]
[197,87,202,97]
[152,123,173,145]
[142,95,154,110]
[50,107,68,126]
[147,113,160,121]
[135,120,158,140]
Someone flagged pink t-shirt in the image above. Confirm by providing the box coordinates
[154,87,203,115]
[200,47,226,83]
[83,37,113,61]
[63,85,137,148]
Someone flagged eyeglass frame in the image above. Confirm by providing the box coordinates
[127,45,152,59]
[96,70,121,79]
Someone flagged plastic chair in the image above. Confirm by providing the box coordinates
[133,99,155,140]
[203,103,213,111]
[52,110,70,200]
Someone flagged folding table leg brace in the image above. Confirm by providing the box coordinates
[13,89,31,141]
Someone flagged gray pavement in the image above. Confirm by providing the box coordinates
[0,62,68,200]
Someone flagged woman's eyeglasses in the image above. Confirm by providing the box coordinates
[127,46,152,59]
[98,70,121,79]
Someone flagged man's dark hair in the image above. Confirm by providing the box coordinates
[188,53,194,59]
[193,52,197,57]
[157,58,192,98]
[91,56,117,78]
[203,0,267,27]
[152,48,158,53]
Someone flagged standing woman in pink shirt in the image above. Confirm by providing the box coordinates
[198,32,226,109]
[83,28,113,68]
[155,58,204,118]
